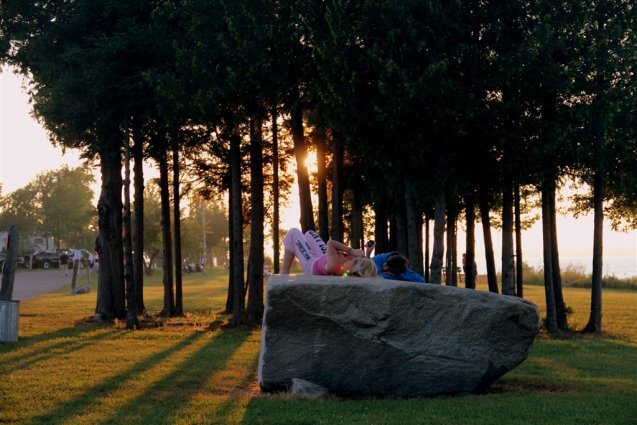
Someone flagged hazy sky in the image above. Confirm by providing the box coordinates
[1,67,636,263]
[1,68,85,193]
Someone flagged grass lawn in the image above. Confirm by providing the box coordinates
[1,270,636,424]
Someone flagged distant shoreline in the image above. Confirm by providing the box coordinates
[473,255,636,279]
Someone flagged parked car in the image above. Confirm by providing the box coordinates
[61,249,96,269]
[0,253,25,272]
[25,251,61,269]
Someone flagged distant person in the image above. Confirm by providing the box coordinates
[281,228,377,278]
[88,251,96,270]
[72,248,82,266]
[365,241,425,282]
[60,252,70,276]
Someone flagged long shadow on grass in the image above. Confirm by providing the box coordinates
[25,331,208,425]
[203,354,260,424]
[535,338,637,391]
[1,326,119,374]
[98,328,254,425]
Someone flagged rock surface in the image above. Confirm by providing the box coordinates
[289,378,329,399]
[258,275,540,397]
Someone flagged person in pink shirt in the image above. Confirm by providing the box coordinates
[281,228,377,278]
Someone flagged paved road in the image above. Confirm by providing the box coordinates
[2,269,75,301]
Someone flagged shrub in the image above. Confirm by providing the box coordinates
[519,262,637,290]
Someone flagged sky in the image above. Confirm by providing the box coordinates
[1,67,636,273]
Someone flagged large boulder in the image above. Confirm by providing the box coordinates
[258,275,540,397]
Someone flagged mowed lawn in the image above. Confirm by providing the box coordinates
[1,270,636,425]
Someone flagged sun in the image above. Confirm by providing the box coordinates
[304,150,318,174]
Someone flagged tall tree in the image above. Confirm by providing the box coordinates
[229,124,245,326]
[158,146,175,317]
[291,106,316,232]
[132,122,146,313]
[575,0,637,333]
[2,0,165,322]
[123,138,139,329]
[479,186,499,293]
[501,182,515,295]
[172,139,184,316]
[271,108,281,274]
[246,118,265,324]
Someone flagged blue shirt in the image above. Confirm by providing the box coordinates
[372,252,425,282]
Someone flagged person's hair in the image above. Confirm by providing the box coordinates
[385,254,409,276]
[349,257,378,278]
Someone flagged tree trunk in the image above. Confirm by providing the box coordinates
[541,183,558,334]
[124,138,138,329]
[291,106,315,232]
[271,107,280,274]
[246,117,265,325]
[584,171,604,333]
[95,139,126,321]
[316,131,329,242]
[405,180,424,276]
[445,210,457,286]
[71,257,80,292]
[514,183,523,298]
[373,201,388,254]
[388,217,397,252]
[230,126,245,326]
[424,214,430,283]
[395,193,408,256]
[549,183,567,330]
[132,123,145,314]
[159,149,175,317]
[430,191,446,285]
[479,186,499,293]
[225,186,234,314]
[172,140,183,316]
[501,182,515,296]
[465,195,476,289]
[350,190,364,248]
[0,225,19,300]
[331,141,344,241]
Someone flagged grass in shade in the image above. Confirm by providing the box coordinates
[1,270,636,424]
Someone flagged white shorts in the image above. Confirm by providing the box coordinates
[282,228,327,274]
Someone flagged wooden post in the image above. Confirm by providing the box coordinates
[0,300,19,342]
[0,225,19,301]
[0,225,20,342]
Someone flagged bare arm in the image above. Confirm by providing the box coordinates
[325,239,363,274]
[327,239,363,257]
[364,240,375,258]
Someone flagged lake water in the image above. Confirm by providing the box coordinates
[474,255,636,279]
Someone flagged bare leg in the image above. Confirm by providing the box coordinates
[282,249,295,274]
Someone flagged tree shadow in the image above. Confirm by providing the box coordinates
[23,328,256,425]
[98,328,258,424]
[24,331,207,425]
[1,325,118,374]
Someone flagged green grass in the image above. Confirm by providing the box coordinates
[1,270,636,424]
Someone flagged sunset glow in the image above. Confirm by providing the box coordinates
[304,150,318,174]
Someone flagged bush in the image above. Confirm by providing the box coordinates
[520,262,637,290]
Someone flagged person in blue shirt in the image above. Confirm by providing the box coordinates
[365,241,425,282]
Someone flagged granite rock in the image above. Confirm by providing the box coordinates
[258,275,540,397]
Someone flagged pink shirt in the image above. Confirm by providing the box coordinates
[312,254,345,276]
[312,254,329,275]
